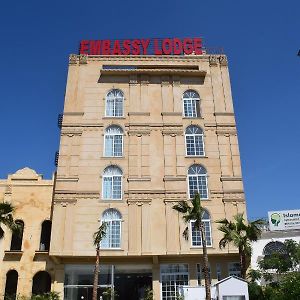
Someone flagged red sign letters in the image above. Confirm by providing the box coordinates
[79,38,202,56]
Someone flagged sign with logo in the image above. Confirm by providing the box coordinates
[268,209,300,231]
[79,38,202,56]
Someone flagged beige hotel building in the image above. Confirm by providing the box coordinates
[0,49,246,300]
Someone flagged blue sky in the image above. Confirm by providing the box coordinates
[0,0,299,219]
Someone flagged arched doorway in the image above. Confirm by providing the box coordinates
[4,270,18,300]
[39,220,52,251]
[10,220,24,251]
[32,271,51,295]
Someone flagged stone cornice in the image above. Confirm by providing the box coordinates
[216,129,237,136]
[127,177,151,182]
[127,199,152,205]
[79,54,211,63]
[56,176,79,182]
[163,176,186,182]
[63,112,84,116]
[54,191,100,200]
[61,130,83,136]
[101,68,206,77]
[128,112,150,116]
[214,112,234,116]
[62,123,104,128]
[162,130,183,136]
[54,199,77,206]
[220,176,242,182]
[161,112,182,116]
[222,198,245,203]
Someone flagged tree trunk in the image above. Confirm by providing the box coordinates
[239,246,246,279]
[200,223,211,300]
[92,248,100,300]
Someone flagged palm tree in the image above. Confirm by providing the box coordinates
[172,194,211,300]
[0,202,19,239]
[92,222,107,300]
[216,214,265,279]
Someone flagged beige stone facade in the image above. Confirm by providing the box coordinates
[0,168,54,298]
[0,52,247,300]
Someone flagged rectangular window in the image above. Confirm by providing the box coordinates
[228,262,241,277]
[64,264,112,300]
[112,177,122,199]
[114,98,123,116]
[105,135,114,156]
[197,264,211,285]
[114,135,123,156]
[161,264,189,300]
[188,176,208,199]
[191,221,212,247]
[103,177,113,199]
[194,135,204,156]
[106,98,114,116]
[103,176,122,200]
[186,136,195,155]
[101,220,121,248]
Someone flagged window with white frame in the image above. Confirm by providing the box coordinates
[197,263,211,285]
[188,164,208,199]
[160,264,189,300]
[183,90,200,118]
[228,262,241,277]
[185,125,204,156]
[102,166,122,200]
[104,125,123,157]
[191,210,212,247]
[101,209,122,249]
[105,89,124,117]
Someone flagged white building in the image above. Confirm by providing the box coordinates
[251,209,300,272]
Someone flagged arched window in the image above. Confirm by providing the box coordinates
[102,166,122,200]
[104,125,123,157]
[32,271,51,295]
[185,125,204,156]
[191,210,212,247]
[105,89,124,117]
[4,270,18,300]
[39,220,52,251]
[10,220,24,251]
[183,90,200,118]
[188,165,208,199]
[263,241,287,256]
[101,209,122,249]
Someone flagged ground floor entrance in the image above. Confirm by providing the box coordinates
[64,264,152,300]
[62,257,241,300]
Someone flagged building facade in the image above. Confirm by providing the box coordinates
[0,168,54,298]
[0,49,247,300]
[251,210,300,284]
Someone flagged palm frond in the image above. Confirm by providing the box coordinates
[172,201,190,214]
[215,218,230,226]
[93,222,107,247]
[0,202,15,215]
[182,226,189,240]
[219,237,230,249]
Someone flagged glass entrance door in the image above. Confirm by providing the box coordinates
[64,264,152,300]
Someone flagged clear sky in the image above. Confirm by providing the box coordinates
[0,0,299,219]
